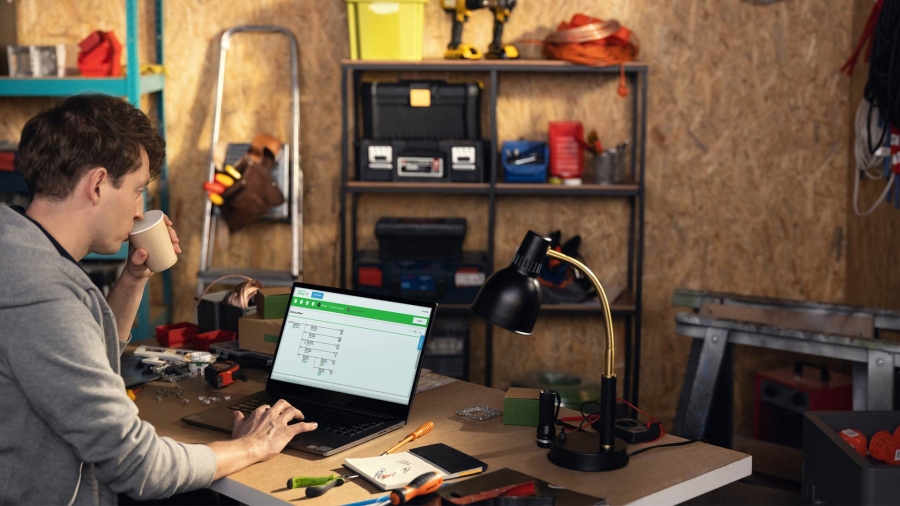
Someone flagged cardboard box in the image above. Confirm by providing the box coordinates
[239,314,283,355]
[256,287,292,319]
[503,387,541,426]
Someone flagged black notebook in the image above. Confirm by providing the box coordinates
[410,443,488,479]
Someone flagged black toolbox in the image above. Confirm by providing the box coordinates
[375,217,466,261]
[357,139,487,183]
[361,81,482,140]
[803,411,900,505]
[354,250,487,304]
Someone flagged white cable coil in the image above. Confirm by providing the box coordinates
[853,97,893,217]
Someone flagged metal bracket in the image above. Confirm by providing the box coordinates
[674,327,729,440]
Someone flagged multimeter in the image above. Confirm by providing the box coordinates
[612,417,662,444]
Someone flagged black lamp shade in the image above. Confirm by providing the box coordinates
[471,231,550,334]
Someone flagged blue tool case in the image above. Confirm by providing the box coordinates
[502,140,549,183]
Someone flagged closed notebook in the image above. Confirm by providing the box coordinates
[409,443,488,479]
[344,443,487,491]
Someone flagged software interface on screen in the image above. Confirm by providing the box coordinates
[270,288,432,404]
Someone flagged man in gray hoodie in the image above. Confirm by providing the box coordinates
[0,94,318,505]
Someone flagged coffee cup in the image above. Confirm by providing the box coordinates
[129,210,177,273]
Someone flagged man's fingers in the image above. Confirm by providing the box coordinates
[131,248,148,266]
[164,215,173,226]
[253,404,271,415]
[271,399,292,414]
[292,422,318,435]
[232,410,245,431]
[280,407,304,424]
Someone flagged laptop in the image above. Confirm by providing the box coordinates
[182,282,437,457]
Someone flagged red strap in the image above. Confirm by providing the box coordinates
[841,0,884,75]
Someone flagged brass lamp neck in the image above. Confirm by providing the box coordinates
[545,249,616,378]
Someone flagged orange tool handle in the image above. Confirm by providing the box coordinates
[383,421,434,455]
[390,472,442,505]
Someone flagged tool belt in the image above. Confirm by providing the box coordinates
[220,134,286,232]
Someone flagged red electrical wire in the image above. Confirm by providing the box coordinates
[558,398,665,443]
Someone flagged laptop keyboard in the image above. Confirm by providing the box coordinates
[229,394,383,437]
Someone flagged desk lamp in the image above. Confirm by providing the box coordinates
[471,231,628,472]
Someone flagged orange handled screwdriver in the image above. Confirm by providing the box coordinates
[381,421,434,456]
[389,471,442,505]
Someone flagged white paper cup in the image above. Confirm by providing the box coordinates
[129,210,177,273]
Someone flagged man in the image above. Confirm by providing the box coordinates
[0,94,316,505]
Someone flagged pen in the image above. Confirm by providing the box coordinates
[381,421,434,456]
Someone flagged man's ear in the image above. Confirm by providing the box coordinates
[85,167,109,205]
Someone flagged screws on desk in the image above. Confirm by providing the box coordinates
[181,399,190,405]
[175,391,183,398]
[156,388,164,395]
[224,396,231,401]
[198,396,207,402]
[200,399,211,405]
[155,395,162,402]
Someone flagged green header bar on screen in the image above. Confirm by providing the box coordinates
[290,297,429,327]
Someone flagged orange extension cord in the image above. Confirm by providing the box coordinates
[543,14,640,97]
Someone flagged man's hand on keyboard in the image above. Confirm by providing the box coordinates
[231,399,318,461]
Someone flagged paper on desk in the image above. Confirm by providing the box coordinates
[416,369,457,393]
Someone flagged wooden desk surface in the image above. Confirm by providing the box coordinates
[136,372,750,506]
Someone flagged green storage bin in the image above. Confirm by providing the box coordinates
[346,0,427,61]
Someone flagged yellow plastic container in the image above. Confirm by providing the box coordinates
[346,0,427,61]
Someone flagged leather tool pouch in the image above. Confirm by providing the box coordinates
[220,134,285,232]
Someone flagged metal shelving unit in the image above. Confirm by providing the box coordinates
[0,0,171,340]
[339,59,647,404]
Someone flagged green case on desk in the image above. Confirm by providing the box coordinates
[503,387,540,426]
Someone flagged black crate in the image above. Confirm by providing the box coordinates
[361,81,482,140]
[375,217,466,262]
[422,316,469,380]
[803,411,900,505]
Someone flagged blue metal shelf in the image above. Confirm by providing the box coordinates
[0,74,164,98]
[0,0,171,340]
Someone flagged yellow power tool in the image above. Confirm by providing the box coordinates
[442,0,519,60]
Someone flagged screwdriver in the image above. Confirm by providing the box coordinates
[285,474,358,498]
[388,471,442,505]
[381,421,434,456]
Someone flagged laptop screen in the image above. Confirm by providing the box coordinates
[269,286,433,405]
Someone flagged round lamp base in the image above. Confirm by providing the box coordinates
[548,432,629,472]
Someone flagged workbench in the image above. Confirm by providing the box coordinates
[672,289,900,447]
[136,369,750,505]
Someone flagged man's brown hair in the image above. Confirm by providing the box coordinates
[17,94,165,200]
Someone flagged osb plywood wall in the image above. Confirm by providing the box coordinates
[2,0,852,431]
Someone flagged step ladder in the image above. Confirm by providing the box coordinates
[197,25,303,297]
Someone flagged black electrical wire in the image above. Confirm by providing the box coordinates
[627,438,706,458]
[865,0,900,126]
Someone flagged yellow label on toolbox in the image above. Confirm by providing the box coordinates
[410,88,431,107]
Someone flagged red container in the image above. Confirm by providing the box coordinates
[548,121,584,181]
[155,322,198,348]
[192,330,236,352]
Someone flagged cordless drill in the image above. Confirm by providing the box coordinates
[442,0,519,60]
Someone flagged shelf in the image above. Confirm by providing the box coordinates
[347,181,490,194]
[345,181,639,196]
[0,74,164,98]
[341,59,648,74]
[495,182,640,197]
[437,290,637,317]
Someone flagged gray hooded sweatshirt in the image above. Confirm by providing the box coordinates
[0,205,217,505]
